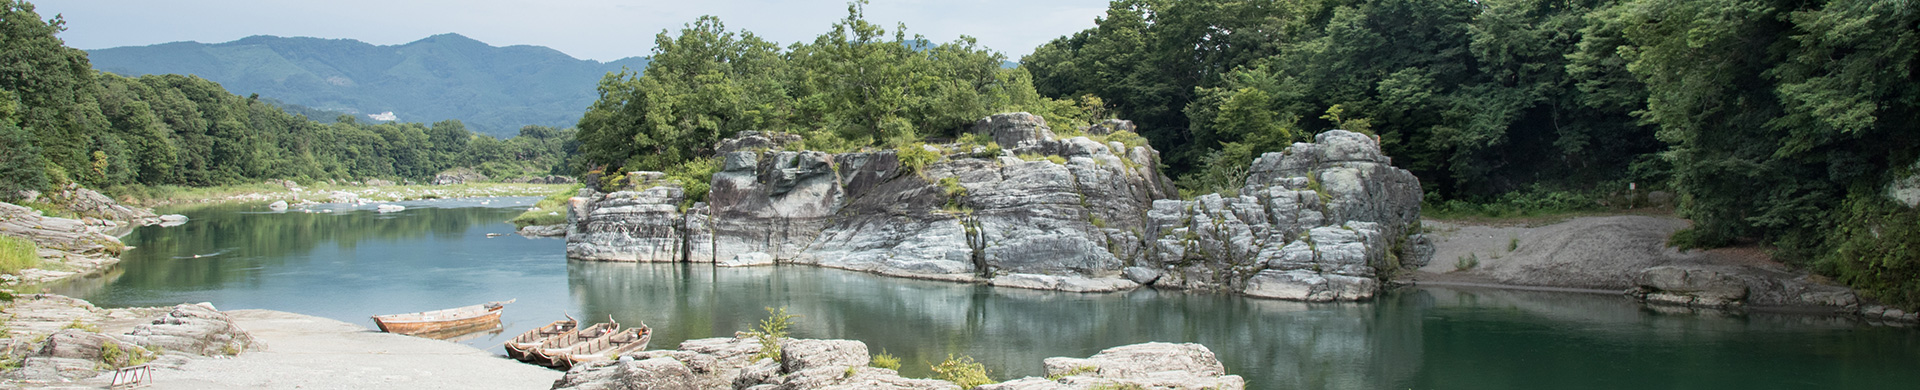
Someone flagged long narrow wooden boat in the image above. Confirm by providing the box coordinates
[504,319,577,361]
[371,299,513,336]
[554,324,652,370]
[526,320,619,367]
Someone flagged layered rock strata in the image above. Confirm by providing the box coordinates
[567,113,1426,301]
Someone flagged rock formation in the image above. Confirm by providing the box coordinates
[1,295,253,383]
[566,113,1426,301]
[553,337,1240,390]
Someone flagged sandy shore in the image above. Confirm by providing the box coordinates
[144,310,561,390]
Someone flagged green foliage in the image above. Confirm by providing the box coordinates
[98,340,154,369]
[931,354,993,389]
[577,4,1044,176]
[1455,253,1479,271]
[1820,193,1920,310]
[0,235,40,275]
[666,157,719,205]
[63,318,96,333]
[938,176,968,211]
[0,4,578,198]
[895,144,941,175]
[870,350,901,370]
[509,184,582,228]
[1175,142,1253,198]
[745,306,798,362]
[1423,186,1603,219]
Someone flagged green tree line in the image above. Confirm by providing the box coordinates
[575,1,1108,182]
[1026,0,1918,307]
[0,0,576,201]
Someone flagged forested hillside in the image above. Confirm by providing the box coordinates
[0,1,575,201]
[1024,0,1918,307]
[87,33,649,137]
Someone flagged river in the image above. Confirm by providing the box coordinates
[50,198,1920,388]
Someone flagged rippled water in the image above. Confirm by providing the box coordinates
[52,199,1920,388]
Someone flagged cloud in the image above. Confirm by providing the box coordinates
[34,0,1108,61]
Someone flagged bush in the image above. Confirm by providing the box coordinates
[931,354,993,389]
[871,350,901,370]
[666,157,719,206]
[896,143,941,175]
[0,235,39,275]
[745,307,799,362]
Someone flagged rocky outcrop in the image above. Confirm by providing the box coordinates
[556,336,956,390]
[567,113,1423,301]
[0,202,129,284]
[1140,130,1423,301]
[115,303,255,356]
[980,343,1245,390]
[433,167,489,185]
[2,295,253,383]
[520,224,567,237]
[1629,265,1859,309]
[554,338,1240,390]
[566,174,687,262]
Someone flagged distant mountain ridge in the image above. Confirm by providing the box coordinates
[87,33,648,137]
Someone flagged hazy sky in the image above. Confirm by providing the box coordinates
[31,0,1112,62]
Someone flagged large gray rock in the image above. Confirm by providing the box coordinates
[567,184,687,262]
[560,337,954,390]
[553,356,702,390]
[978,342,1245,390]
[115,302,255,356]
[1143,130,1422,301]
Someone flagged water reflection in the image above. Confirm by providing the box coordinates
[57,201,1920,389]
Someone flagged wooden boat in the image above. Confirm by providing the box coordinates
[370,299,513,336]
[412,319,503,342]
[553,324,652,370]
[504,319,577,361]
[526,319,619,367]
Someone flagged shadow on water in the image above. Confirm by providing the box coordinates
[52,201,1920,388]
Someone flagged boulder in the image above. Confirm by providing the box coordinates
[268,200,288,211]
[978,342,1245,390]
[553,356,702,390]
[780,339,868,373]
[115,302,255,356]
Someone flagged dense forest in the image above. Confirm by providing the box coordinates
[1021,0,1919,306]
[0,0,576,202]
[579,0,1918,308]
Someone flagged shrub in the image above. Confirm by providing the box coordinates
[99,340,154,369]
[896,143,941,175]
[745,307,799,362]
[932,354,993,389]
[0,235,40,275]
[666,157,719,206]
[1455,253,1479,271]
[871,350,902,370]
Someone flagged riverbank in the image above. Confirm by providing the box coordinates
[0,294,560,389]
[120,181,572,210]
[1405,214,1919,323]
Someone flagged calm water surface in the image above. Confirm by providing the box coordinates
[52,199,1920,388]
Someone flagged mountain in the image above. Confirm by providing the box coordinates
[87,33,649,137]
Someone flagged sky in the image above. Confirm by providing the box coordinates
[32,0,1113,62]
